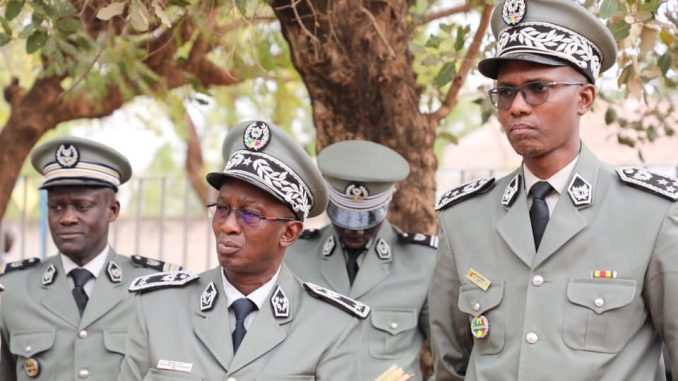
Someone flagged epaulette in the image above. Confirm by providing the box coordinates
[299,229,320,239]
[616,167,678,201]
[131,255,183,272]
[303,282,371,319]
[436,177,495,211]
[0,258,41,275]
[395,230,439,249]
[128,271,199,293]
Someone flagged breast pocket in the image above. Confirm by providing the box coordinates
[562,278,642,353]
[368,309,418,360]
[9,330,56,381]
[103,328,128,377]
[143,369,203,381]
[257,376,315,381]
[458,282,505,355]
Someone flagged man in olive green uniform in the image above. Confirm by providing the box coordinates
[0,137,179,380]
[429,1,678,380]
[286,140,437,380]
[119,121,369,381]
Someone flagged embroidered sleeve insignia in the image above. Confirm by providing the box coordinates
[616,167,678,201]
[128,271,199,293]
[436,178,495,211]
[131,255,183,272]
[303,282,371,319]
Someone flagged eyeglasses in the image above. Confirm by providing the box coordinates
[488,81,586,110]
[206,203,297,228]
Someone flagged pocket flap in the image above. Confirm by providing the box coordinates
[104,329,127,354]
[458,282,504,317]
[370,309,417,336]
[9,330,56,357]
[566,278,636,314]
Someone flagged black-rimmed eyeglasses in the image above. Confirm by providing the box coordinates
[488,81,586,110]
[206,203,297,228]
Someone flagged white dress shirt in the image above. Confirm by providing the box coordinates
[61,245,110,297]
[222,266,281,332]
[523,156,579,217]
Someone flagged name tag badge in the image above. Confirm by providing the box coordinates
[466,268,491,291]
[157,359,193,373]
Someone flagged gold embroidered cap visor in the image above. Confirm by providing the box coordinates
[477,0,617,84]
[206,120,328,221]
[30,136,132,192]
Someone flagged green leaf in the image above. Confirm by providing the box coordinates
[609,19,630,41]
[56,18,80,35]
[31,1,55,18]
[26,29,48,53]
[425,34,442,49]
[454,26,469,51]
[54,0,76,17]
[439,23,453,33]
[659,29,675,45]
[0,32,11,46]
[433,62,456,88]
[235,0,257,18]
[647,125,657,142]
[0,16,12,35]
[599,0,618,19]
[617,134,635,147]
[168,0,191,6]
[96,2,126,21]
[129,0,151,31]
[604,107,617,125]
[5,0,25,21]
[152,0,172,27]
[658,52,672,76]
[437,131,458,144]
[420,55,441,66]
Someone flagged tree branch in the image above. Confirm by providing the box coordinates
[360,6,396,58]
[413,5,471,27]
[429,4,492,123]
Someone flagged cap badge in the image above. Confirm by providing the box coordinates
[502,0,526,26]
[42,264,57,286]
[471,315,490,339]
[24,358,40,378]
[243,121,271,152]
[568,173,593,207]
[200,282,218,312]
[271,285,289,318]
[55,143,80,168]
[345,183,369,201]
[106,261,123,283]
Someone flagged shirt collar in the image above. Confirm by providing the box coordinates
[523,155,579,195]
[221,265,282,310]
[60,244,110,278]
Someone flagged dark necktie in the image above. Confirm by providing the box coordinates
[70,268,93,316]
[529,181,554,250]
[231,298,257,352]
[346,250,362,286]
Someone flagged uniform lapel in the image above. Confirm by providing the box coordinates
[228,265,296,374]
[79,251,126,328]
[496,169,536,267]
[193,268,233,373]
[39,256,80,327]
[349,223,392,299]
[320,230,351,294]
[533,145,598,268]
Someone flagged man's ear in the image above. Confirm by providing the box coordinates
[280,221,304,248]
[104,189,120,222]
[577,83,596,115]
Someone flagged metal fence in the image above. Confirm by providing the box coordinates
[3,165,677,271]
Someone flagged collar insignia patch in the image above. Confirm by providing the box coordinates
[271,285,289,318]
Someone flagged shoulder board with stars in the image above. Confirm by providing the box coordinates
[616,167,678,201]
[299,229,320,239]
[128,271,199,293]
[395,230,439,249]
[303,282,371,319]
[0,257,41,275]
[131,255,183,272]
[436,177,495,211]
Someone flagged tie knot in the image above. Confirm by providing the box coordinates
[231,298,257,321]
[530,181,553,200]
[69,268,93,287]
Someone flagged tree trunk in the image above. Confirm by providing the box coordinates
[272,0,438,234]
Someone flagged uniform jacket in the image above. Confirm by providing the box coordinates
[0,250,162,381]
[429,145,678,381]
[285,221,437,380]
[117,264,364,381]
